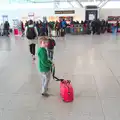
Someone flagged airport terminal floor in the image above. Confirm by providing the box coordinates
[0,34,120,120]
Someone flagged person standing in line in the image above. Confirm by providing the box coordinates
[61,19,67,34]
[21,21,25,37]
[25,20,38,60]
[55,21,60,37]
[0,23,4,36]
[117,21,119,33]
[91,20,96,35]
[38,37,53,97]
[25,21,28,27]
[4,21,10,36]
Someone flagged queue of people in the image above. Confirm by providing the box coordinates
[70,19,107,35]
[91,19,107,35]
[71,19,120,35]
[25,19,67,37]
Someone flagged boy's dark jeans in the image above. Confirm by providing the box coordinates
[48,49,54,60]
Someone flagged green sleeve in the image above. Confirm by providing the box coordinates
[38,48,52,67]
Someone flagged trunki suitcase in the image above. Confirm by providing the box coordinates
[60,79,74,102]
[52,67,74,102]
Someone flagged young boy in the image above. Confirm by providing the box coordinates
[38,36,53,96]
[47,34,56,61]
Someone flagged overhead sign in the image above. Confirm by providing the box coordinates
[28,12,34,20]
[55,10,75,14]
[86,6,98,9]
[28,12,34,17]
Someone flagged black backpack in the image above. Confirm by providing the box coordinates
[26,27,36,40]
[48,39,56,49]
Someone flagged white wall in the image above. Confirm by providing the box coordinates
[0,8,85,26]
[99,8,120,20]
[0,8,54,26]
[1,1,120,25]
[54,8,85,21]
[1,5,120,26]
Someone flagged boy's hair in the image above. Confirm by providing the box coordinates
[40,36,48,42]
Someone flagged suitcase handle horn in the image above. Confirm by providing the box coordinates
[67,80,71,83]
[52,66,71,83]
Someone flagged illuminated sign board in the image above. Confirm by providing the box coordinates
[55,10,75,14]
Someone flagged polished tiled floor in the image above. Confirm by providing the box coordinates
[0,34,120,120]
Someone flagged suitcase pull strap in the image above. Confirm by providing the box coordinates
[52,66,64,81]
[54,76,64,82]
[52,66,71,84]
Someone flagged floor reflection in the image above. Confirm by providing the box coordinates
[0,36,11,51]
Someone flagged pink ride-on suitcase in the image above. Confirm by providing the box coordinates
[60,79,74,102]
[52,67,74,102]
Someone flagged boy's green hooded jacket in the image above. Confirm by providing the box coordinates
[38,47,52,72]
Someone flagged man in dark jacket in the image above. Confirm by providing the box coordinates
[4,21,10,36]
[91,20,96,35]
[96,19,101,34]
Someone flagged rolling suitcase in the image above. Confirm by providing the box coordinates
[60,79,74,102]
[52,67,74,102]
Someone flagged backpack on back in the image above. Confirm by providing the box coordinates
[26,27,36,40]
[48,39,56,49]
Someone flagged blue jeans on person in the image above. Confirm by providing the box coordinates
[112,26,117,35]
[70,27,74,33]
[41,71,51,94]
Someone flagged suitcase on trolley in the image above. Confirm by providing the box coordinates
[52,67,74,102]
